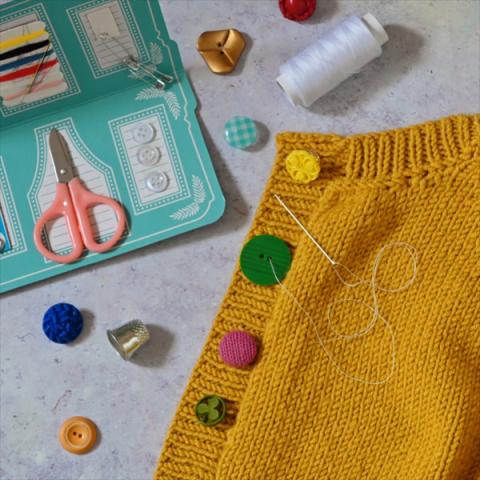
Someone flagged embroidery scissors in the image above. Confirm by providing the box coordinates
[33,128,126,264]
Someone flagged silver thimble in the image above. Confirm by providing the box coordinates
[107,320,150,360]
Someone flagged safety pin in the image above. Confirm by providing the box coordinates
[99,33,173,90]
[123,56,173,89]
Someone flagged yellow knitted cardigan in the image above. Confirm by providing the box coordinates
[155,115,480,480]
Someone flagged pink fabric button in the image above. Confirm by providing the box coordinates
[219,331,257,368]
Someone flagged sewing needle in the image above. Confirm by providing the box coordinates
[273,193,337,266]
[26,41,50,94]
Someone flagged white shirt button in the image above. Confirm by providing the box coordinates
[137,146,160,166]
[132,123,155,144]
[145,171,169,192]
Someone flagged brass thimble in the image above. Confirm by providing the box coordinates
[107,320,150,360]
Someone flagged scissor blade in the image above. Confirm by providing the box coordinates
[49,128,75,183]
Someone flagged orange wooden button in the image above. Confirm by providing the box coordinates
[59,416,97,454]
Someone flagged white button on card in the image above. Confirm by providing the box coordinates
[132,123,155,144]
[137,146,160,166]
[145,171,168,193]
[87,7,120,40]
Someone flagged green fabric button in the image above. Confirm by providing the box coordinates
[240,234,292,286]
[195,395,227,427]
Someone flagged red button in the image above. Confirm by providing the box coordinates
[279,0,316,21]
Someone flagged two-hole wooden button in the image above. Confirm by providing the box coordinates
[59,416,97,454]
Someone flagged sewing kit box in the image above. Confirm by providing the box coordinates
[0,0,225,293]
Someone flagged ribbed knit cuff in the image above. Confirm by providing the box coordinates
[278,114,479,185]
[154,114,479,480]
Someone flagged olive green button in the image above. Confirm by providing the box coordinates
[240,234,292,286]
[195,395,227,427]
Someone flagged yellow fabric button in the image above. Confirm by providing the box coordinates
[59,416,97,454]
[285,150,320,184]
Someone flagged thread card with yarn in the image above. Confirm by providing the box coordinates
[271,195,417,385]
[276,13,388,107]
[0,20,68,107]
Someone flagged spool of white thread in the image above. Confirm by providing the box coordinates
[276,13,388,107]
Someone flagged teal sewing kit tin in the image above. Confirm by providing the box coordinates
[0,0,225,293]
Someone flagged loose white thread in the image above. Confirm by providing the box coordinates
[276,14,388,107]
[271,195,417,385]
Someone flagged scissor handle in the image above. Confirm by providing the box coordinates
[69,177,126,253]
[33,183,85,264]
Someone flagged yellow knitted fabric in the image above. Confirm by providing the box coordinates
[155,115,480,480]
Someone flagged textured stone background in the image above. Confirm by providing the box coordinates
[1,1,479,479]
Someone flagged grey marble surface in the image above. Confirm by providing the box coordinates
[1,1,479,479]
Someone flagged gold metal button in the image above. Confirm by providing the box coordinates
[197,29,246,74]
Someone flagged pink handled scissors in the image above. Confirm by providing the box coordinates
[33,128,126,264]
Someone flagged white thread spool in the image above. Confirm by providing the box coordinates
[277,13,388,107]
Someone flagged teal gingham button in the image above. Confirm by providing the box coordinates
[224,116,258,149]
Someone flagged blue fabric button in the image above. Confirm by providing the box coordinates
[224,116,258,149]
[43,303,83,344]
